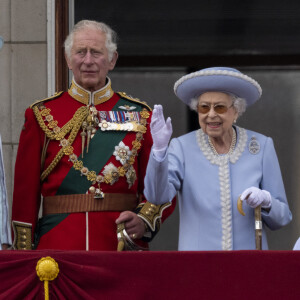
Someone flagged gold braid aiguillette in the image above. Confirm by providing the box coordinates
[81,121,87,158]
[39,106,89,181]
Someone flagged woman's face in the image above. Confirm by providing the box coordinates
[197,92,238,139]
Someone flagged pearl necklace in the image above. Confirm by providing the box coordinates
[208,128,237,156]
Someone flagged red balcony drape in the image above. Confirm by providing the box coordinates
[0,250,299,300]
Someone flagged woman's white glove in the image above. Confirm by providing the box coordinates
[150,104,172,159]
[240,186,272,209]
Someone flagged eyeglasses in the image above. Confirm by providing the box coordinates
[197,103,234,114]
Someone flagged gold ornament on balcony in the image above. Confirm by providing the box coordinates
[36,256,59,300]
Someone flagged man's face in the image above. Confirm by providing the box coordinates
[66,28,117,92]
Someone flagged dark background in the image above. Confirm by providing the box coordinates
[74,0,300,250]
[75,0,300,67]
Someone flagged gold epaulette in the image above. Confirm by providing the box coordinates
[12,221,33,250]
[137,201,172,232]
[30,91,64,108]
[117,92,152,111]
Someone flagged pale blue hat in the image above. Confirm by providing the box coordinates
[174,67,262,106]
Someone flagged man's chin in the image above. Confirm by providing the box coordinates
[81,80,102,91]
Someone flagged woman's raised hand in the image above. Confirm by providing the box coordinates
[150,104,173,151]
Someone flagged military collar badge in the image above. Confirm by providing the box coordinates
[118,105,137,111]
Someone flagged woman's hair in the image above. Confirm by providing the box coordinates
[189,93,247,117]
[64,20,118,61]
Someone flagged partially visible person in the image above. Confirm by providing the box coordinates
[0,134,12,250]
[11,20,174,251]
[293,238,300,250]
[144,66,292,250]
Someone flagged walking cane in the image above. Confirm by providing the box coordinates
[254,205,262,250]
[237,196,262,250]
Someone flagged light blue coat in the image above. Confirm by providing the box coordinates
[144,126,292,250]
[0,135,12,249]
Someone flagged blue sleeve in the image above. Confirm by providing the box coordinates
[144,138,184,205]
[261,137,292,229]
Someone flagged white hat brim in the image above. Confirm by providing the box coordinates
[174,69,262,106]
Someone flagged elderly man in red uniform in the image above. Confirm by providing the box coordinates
[12,20,173,251]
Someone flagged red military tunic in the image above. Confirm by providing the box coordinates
[12,78,174,250]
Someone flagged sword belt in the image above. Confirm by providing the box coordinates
[43,193,138,215]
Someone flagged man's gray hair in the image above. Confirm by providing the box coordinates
[189,93,247,117]
[64,20,118,61]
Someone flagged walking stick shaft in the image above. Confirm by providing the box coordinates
[255,205,262,250]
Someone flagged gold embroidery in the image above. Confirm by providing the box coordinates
[62,145,74,156]
[34,98,151,187]
[41,108,51,116]
[87,171,97,182]
[38,106,89,181]
[118,167,126,177]
[117,92,152,112]
[132,140,142,150]
[33,105,88,141]
[48,120,58,129]
[60,110,150,188]
[12,221,33,250]
[140,110,150,119]
[68,78,114,105]
[137,202,172,232]
[73,160,83,170]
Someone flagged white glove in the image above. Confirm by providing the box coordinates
[240,186,272,209]
[150,105,172,158]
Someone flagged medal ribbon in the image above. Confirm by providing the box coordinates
[99,111,141,123]
[56,98,143,195]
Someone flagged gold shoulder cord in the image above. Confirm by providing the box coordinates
[29,91,63,109]
[117,92,152,111]
[32,105,88,141]
[32,105,89,181]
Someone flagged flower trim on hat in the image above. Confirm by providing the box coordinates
[174,69,262,97]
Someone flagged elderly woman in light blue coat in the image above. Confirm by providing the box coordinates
[144,67,292,251]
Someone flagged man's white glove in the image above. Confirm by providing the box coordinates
[240,186,272,209]
[150,104,172,159]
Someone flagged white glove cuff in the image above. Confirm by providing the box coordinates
[152,147,167,162]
